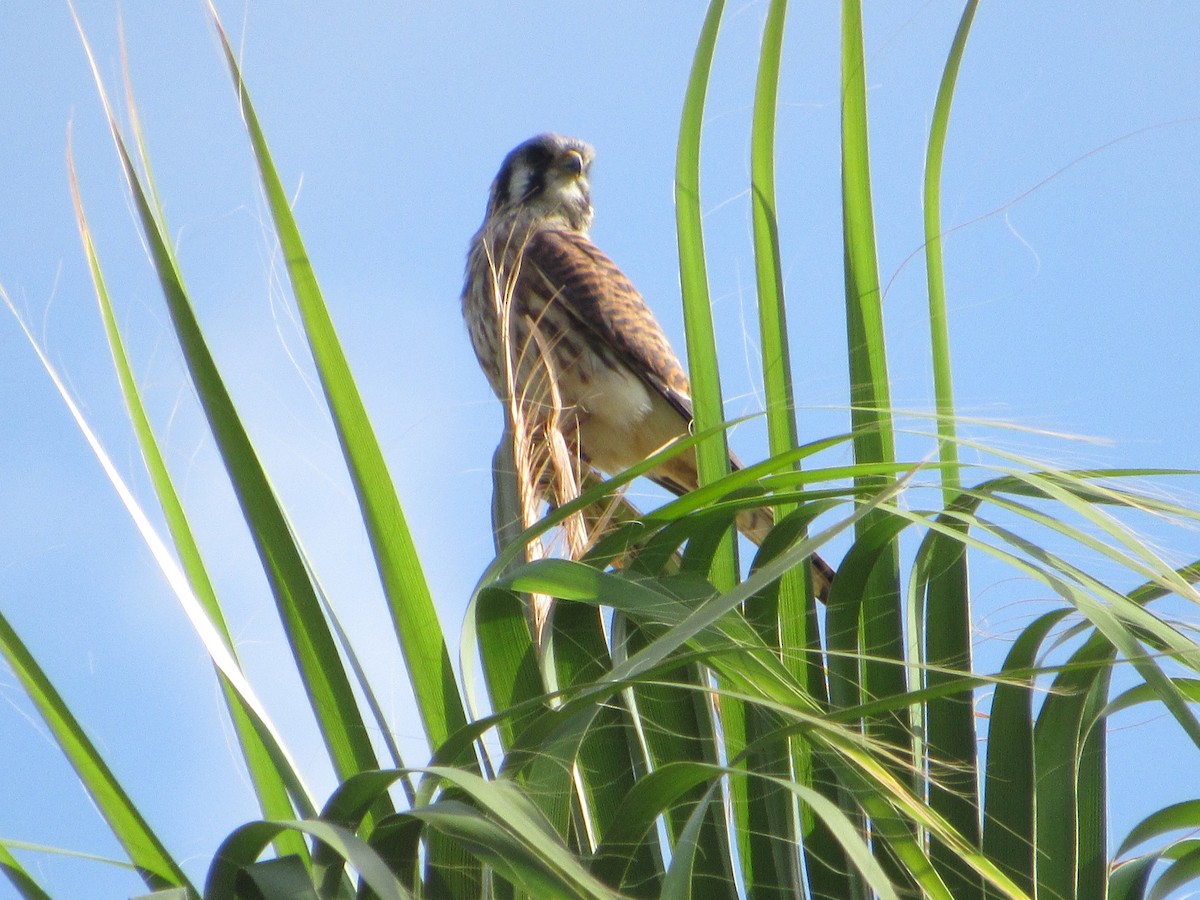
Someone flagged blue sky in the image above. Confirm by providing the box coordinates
[1,2,1198,896]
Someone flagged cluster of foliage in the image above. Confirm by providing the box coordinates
[2,2,1199,899]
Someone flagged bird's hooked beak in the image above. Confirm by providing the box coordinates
[559,148,586,178]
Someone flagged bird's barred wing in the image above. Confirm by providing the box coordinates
[518,226,836,599]
[522,227,694,423]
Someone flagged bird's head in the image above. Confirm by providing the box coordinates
[485,133,595,232]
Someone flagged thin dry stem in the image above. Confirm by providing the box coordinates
[484,222,623,644]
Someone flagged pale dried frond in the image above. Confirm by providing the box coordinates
[483,221,619,644]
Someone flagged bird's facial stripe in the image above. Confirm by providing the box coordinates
[520,143,557,200]
[509,164,544,205]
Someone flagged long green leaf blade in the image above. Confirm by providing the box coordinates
[675,7,753,895]
[924,0,978,499]
[916,15,984,888]
[839,7,910,888]
[839,0,903,613]
[751,0,800,462]
[919,16,982,886]
[746,5,823,894]
[67,134,310,860]
[981,610,1067,898]
[1076,667,1110,899]
[4,278,322,834]
[77,37,385,789]
[676,0,736,592]
[207,10,468,755]
[0,609,191,894]
[1034,635,1114,900]
[920,524,979,896]
[0,844,52,900]
[840,0,895,464]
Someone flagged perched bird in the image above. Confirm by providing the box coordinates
[461,133,832,597]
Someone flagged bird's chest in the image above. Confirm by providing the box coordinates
[464,239,594,398]
[462,228,690,476]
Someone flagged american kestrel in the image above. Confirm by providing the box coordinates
[461,133,832,598]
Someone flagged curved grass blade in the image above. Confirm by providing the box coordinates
[420,802,599,899]
[659,780,723,900]
[754,507,853,898]
[1034,636,1112,900]
[0,844,51,900]
[1075,647,1111,899]
[591,761,718,890]
[0,609,192,894]
[981,610,1069,897]
[751,0,799,461]
[417,768,623,900]
[207,8,469,757]
[916,513,979,885]
[1106,679,1200,720]
[839,1,895,464]
[1146,844,1200,900]
[490,429,526,570]
[839,14,908,869]
[980,467,1200,601]
[824,503,911,864]
[5,286,318,823]
[234,856,319,900]
[673,52,751,880]
[67,134,310,858]
[1109,854,1159,900]
[205,820,411,900]
[1117,801,1200,859]
[676,0,736,591]
[749,0,821,685]
[75,25,385,789]
[748,7,822,892]
[923,0,978,499]
[920,8,982,894]
[411,799,611,899]
[471,584,540,759]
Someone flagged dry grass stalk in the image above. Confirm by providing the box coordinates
[484,227,621,644]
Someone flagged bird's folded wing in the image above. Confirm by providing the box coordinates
[523,227,695,425]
